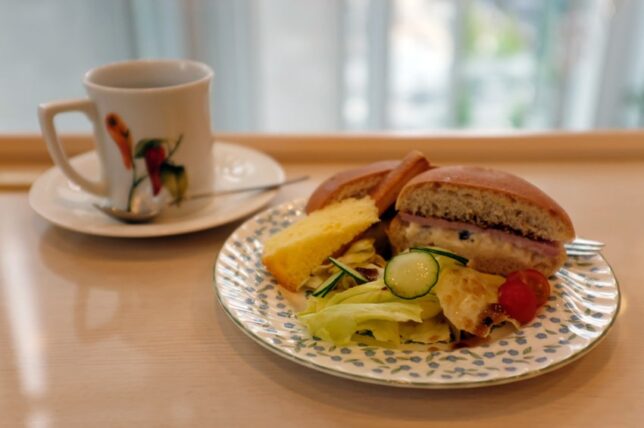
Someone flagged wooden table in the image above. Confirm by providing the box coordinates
[0,136,643,427]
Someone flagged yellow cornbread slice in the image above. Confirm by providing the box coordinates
[263,197,379,291]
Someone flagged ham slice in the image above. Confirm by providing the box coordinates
[399,212,562,258]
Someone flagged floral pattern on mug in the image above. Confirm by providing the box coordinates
[105,113,133,170]
[105,113,189,211]
[134,136,188,202]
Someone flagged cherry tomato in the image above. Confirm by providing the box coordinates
[506,269,550,307]
[498,279,538,324]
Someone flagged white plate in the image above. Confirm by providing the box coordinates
[214,199,621,388]
[29,142,284,238]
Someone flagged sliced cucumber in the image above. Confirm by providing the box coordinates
[328,257,368,284]
[411,246,468,266]
[384,252,439,299]
[312,271,344,297]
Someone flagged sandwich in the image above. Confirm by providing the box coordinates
[388,165,575,277]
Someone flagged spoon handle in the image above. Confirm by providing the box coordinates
[183,175,309,201]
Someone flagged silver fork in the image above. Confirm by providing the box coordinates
[564,238,605,256]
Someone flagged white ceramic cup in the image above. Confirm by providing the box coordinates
[38,59,214,214]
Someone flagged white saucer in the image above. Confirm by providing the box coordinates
[29,142,285,238]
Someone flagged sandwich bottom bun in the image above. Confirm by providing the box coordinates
[387,215,566,277]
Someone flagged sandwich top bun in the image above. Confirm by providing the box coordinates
[396,166,575,243]
[306,151,430,215]
[305,160,398,213]
[369,151,430,215]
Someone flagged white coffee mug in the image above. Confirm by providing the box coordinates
[38,59,214,214]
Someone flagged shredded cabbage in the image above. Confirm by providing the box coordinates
[299,302,422,345]
[356,320,400,344]
[298,279,445,345]
[301,238,385,291]
[302,280,441,318]
[337,238,382,266]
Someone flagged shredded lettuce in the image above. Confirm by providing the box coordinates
[298,279,445,345]
[301,238,385,291]
[300,282,385,314]
[302,280,441,319]
[299,302,422,345]
[337,238,382,266]
[356,320,400,344]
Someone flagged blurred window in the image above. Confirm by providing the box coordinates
[1,0,643,133]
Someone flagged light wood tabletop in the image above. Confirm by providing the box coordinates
[0,153,642,427]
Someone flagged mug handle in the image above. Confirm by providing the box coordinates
[38,99,109,197]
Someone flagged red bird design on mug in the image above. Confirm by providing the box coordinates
[105,113,133,170]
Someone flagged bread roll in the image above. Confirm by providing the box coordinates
[369,150,430,215]
[305,160,398,213]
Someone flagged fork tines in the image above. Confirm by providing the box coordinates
[564,238,605,256]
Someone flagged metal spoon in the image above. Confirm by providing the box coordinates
[93,175,309,224]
